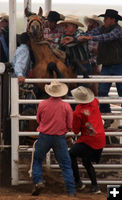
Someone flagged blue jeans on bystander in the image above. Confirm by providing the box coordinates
[32,132,76,195]
[98,64,122,113]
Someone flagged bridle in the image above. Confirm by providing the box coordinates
[27,15,44,39]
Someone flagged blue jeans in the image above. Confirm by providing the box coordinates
[98,64,122,113]
[32,133,76,195]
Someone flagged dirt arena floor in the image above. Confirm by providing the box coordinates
[0,184,107,200]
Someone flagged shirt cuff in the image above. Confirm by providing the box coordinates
[16,73,23,77]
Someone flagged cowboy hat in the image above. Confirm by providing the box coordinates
[45,80,68,97]
[71,86,94,104]
[0,14,9,22]
[98,9,122,21]
[84,15,103,27]
[46,11,64,22]
[57,15,84,27]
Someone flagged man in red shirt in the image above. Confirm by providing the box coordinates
[69,86,106,194]
[32,80,76,196]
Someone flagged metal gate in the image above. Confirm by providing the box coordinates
[11,77,122,185]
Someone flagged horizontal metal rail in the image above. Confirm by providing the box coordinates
[18,147,122,153]
[12,114,122,120]
[23,77,122,83]
[50,164,122,169]
[18,131,122,137]
[18,180,122,185]
[0,145,11,148]
[18,97,122,104]
[18,164,122,169]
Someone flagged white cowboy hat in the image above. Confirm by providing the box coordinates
[71,86,94,104]
[84,15,103,27]
[57,15,84,27]
[45,80,68,97]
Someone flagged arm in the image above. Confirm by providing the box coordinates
[77,27,101,41]
[60,29,85,45]
[14,47,30,83]
[36,103,42,124]
[92,27,122,41]
[66,104,73,130]
[74,29,85,39]
[60,36,74,45]
[72,111,81,134]
[14,48,29,77]
[78,27,122,42]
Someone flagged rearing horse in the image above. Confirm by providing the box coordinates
[25,7,88,91]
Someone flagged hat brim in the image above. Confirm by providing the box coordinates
[71,87,94,104]
[98,14,122,20]
[45,83,68,97]
[84,16,103,27]
[58,20,84,27]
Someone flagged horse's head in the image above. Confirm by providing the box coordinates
[27,15,44,40]
[25,6,44,41]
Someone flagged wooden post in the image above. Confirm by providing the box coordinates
[9,0,16,62]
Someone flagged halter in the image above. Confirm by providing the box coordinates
[27,15,43,33]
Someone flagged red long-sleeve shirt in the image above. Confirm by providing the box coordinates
[36,97,73,135]
[72,98,106,149]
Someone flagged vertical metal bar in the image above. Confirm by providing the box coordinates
[0,75,1,144]
[9,0,16,62]
[46,151,51,168]
[44,0,52,15]
[24,0,31,31]
[11,78,19,185]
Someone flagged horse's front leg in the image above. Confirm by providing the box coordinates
[47,62,64,78]
[71,59,89,78]
[71,59,95,91]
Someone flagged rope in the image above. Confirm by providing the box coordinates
[36,40,50,46]
[28,139,37,178]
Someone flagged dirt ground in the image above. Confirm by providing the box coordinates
[0,184,107,200]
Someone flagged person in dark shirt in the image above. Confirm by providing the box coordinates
[78,9,122,129]
[0,15,9,62]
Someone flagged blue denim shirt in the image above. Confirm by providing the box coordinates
[12,44,31,77]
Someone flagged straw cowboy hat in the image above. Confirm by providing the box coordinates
[0,13,9,22]
[45,80,68,97]
[71,86,94,104]
[98,9,122,21]
[58,15,84,27]
[84,15,103,27]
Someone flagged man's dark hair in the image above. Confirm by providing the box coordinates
[20,32,30,44]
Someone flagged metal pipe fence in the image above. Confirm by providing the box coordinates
[11,77,122,185]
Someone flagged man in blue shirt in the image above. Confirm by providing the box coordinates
[12,32,31,83]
